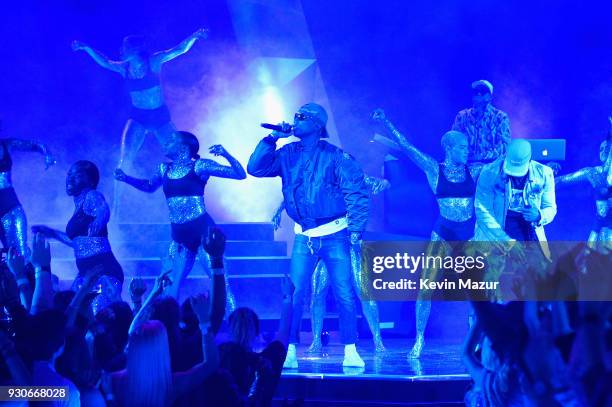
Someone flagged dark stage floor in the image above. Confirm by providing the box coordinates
[274,339,471,406]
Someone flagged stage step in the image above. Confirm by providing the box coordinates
[49,240,287,258]
[51,256,291,278]
[43,222,276,242]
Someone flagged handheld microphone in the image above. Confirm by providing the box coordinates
[261,123,293,133]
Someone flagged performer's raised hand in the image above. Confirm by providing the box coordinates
[193,28,209,40]
[371,108,386,122]
[71,40,86,52]
[114,168,127,182]
[44,153,57,170]
[209,144,228,157]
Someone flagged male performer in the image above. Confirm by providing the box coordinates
[452,80,511,163]
[248,103,369,368]
[474,139,557,294]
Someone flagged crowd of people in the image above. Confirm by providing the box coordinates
[0,228,294,406]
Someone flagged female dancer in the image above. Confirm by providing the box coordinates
[0,128,55,256]
[32,160,123,312]
[114,131,245,303]
[271,175,390,353]
[72,29,208,167]
[372,109,482,358]
[556,117,611,247]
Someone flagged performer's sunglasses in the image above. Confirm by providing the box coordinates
[294,112,310,121]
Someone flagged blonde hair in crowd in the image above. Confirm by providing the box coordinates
[125,320,172,407]
[229,307,260,350]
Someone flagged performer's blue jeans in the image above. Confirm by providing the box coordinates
[289,229,357,344]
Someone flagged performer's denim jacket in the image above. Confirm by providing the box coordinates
[247,136,370,233]
[473,158,556,256]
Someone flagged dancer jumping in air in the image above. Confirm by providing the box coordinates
[0,123,55,256]
[373,108,483,359]
[73,30,208,216]
[556,117,612,247]
[72,29,208,167]
[32,161,123,312]
[114,131,245,305]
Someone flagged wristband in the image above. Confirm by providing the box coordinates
[210,257,224,269]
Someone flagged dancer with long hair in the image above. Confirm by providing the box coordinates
[0,124,55,256]
[32,160,123,312]
[556,117,612,247]
[373,108,482,358]
[114,131,245,304]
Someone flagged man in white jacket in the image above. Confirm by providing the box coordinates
[473,139,557,296]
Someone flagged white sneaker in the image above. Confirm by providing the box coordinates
[283,344,298,369]
[342,344,365,368]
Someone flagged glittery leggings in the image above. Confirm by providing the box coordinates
[0,206,28,257]
[414,231,454,341]
[72,274,123,315]
[166,240,236,314]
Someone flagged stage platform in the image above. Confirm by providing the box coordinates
[273,339,470,406]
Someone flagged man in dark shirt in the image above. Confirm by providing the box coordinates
[452,80,511,163]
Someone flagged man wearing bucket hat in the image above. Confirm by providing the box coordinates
[248,103,369,369]
[452,80,511,163]
[473,139,557,289]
